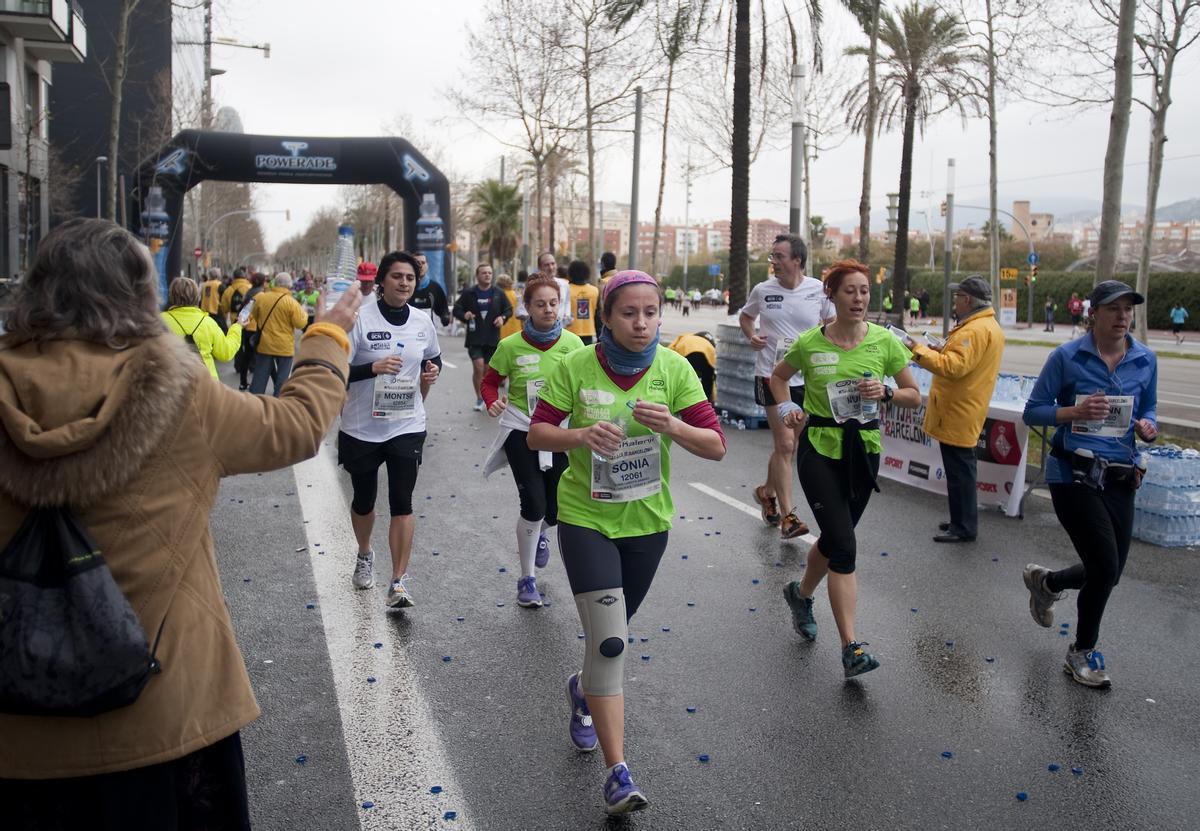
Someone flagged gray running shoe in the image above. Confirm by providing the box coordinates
[352,551,374,590]
[1064,646,1111,688]
[1022,564,1063,628]
[783,581,817,641]
[386,575,414,609]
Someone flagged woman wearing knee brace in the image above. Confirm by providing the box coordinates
[481,275,585,607]
[529,271,726,816]
[339,251,442,610]
[770,260,919,678]
[1021,281,1158,688]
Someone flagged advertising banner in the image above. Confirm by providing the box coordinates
[879,397,1029,517]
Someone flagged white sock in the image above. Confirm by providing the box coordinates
[517,517,540,577]
[607,762,627,774]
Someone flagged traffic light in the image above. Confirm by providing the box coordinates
[1031,264,1039,283]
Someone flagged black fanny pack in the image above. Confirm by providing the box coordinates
[1051,446,1139,490]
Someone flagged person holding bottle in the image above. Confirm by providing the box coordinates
[1021,280,1158,688]
[771,259,920,678]
[481,275,585,607]
[340,251,443,610]
[528,271,725,816]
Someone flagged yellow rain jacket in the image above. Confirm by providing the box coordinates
[161,305,243,379]
[247,287,308,357]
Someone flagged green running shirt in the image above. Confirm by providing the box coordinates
[488,329,585,416]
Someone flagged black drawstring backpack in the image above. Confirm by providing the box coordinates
[0,507,164,716]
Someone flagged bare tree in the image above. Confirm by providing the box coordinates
[1133,0,1200,340]
[105,0,144,220]
[1095,0,1139,283]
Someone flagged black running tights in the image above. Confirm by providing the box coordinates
[557,523,668,621]
[503,429,567,523]
[350,456,419,517]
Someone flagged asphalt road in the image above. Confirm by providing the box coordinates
[212,333,1199,831]
[660,305,1200,430]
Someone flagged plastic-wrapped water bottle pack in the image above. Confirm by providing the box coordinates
[1134,445,1200,548]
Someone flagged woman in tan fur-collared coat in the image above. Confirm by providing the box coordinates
[0,219,362,830]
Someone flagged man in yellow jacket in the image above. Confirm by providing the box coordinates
[219,266,253,325]
[904,275,1005,543]
[199,268,225,331]
[248,272,309,396]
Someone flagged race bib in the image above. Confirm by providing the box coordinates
[372,374,418,419]
[827,378,865,423]
[591,434,662,502]
[774,337,796,366]
[526,378,545,406]
[1071,394,1134,437]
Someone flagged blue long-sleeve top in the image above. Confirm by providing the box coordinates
[1023,333,1157,484]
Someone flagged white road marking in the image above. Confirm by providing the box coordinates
[688,481,819,545]
[441,360,457,370]
[294,449,477,831]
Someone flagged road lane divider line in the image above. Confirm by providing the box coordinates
[294,448,476,831]
[441,360,457,370]
[688,482,819,545]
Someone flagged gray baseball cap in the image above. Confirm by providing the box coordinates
[948,275,992,302]
[1089,280,1145,307]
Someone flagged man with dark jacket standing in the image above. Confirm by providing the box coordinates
[453,263,513,411]
[411,252,452,327]
[901,275,1005,543]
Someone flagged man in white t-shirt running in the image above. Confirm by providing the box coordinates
[739,234,833,539]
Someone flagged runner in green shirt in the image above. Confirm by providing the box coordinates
[770,259,921,678]
[529,271,725,816]
[481,275,585,607]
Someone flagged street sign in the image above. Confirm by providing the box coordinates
[193,247,203,258]
[1000,267,1019,283]
[708,263,720,276]
[1027,252,1040,265]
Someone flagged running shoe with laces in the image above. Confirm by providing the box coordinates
[473,399,486,412]
[565,672,598,752]
[782,581,817,641]
[351,550,374,590]
[780,512,809,539]
[517,575,543,608]
[753,485,781,526]
[385,575,414,609]
[535,532,551,569]
[603,763,649,815]
[1022,564,1063,628]
[842,641,880,678]
[1064,646,1111,688]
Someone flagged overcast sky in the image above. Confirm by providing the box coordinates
[182,0,1200,252]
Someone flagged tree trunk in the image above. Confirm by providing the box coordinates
[892,90,918,314]
[986,0,1001,303]
[856,0,881,265]
[583,21,597,266]
[1135,3,1184,342]
[728,0,751,313]
[534,160,545,252]
[1095,0,1138,284]
[651,59,676,277]
[106,0,137,221]
[802,133,812,261]
[549,183,557,257]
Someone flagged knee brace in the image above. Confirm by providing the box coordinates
[574,588,628,696]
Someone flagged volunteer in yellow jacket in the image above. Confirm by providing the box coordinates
[529,270,725,816]
[496,272,523,339]
[900,275,1004,543]
[771,260,920,679]
[200,267,226,331]
[248,272,309,396]
[482,275,585,607]
[162,277,243,379]
[566,259,600,345]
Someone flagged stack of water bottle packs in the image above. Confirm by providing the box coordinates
[1134,445,1200,548]
[714,323,766,423]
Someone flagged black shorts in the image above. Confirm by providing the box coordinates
[467,344,497,362]
[1172,323,1182,334]
[1071,314,1082,325]
[754,377,805,408]
[337,430,426,475]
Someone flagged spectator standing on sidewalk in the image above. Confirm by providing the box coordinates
[900,275,1005,543]
[1044,297,1057,332]
[248,273,309,397]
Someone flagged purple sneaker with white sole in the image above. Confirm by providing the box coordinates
[517,575,543,608]
[565,672,598,752]
[603,763,649,815]
[535,532,551,569]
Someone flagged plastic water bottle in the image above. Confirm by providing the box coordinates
[591,415,628,465]
[324,225,357,309]
[861,372,878,419]
[416,194,445,289]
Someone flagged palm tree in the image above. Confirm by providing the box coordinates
[844,1,980,314]
[841,0,881,265]
[466,179,523,267]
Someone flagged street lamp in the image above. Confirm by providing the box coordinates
[94,156,108,219]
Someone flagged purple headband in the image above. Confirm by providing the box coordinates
[601,270,659,306]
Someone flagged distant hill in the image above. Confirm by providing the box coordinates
[1156,198,1200,222]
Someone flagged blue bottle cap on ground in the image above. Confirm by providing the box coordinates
[775,562,783,567]
[686,706,697,713]
[911,608,918,613]
[442,656,452,662]
[945,640,955,647]
[362,801,374,809]
[749,607,757,612]
[941,751,953,758]
[367,676,376,683]
[430,785,443,794]
[640,637,649,642]
[751,579,760,584]
[881,551,889,557]
[443,811,457,820]
[992,557,999,562]
[662,627,671,632]
[985,656,996,662]
[698,754,710,762]
[374,642,383,648]
[1016,792,1028,802]
[687,602,695,607]
[1060,622,1070,628]
[244,577,252,582]
[681,554,688,559]
[432,549,440,555]
[628,636,634,643]
[578,633,585,639]
[704,532,710,536]
[295,754,307,764]
[498,567,507,573]
[1071,766,1083,775]
[1048,763,1060,772]
[496,602,505,607]
[306,603,315,609]
[641,655,650,661]
[456,617,465,622]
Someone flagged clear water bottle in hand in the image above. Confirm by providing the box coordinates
[860,372,878,419]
